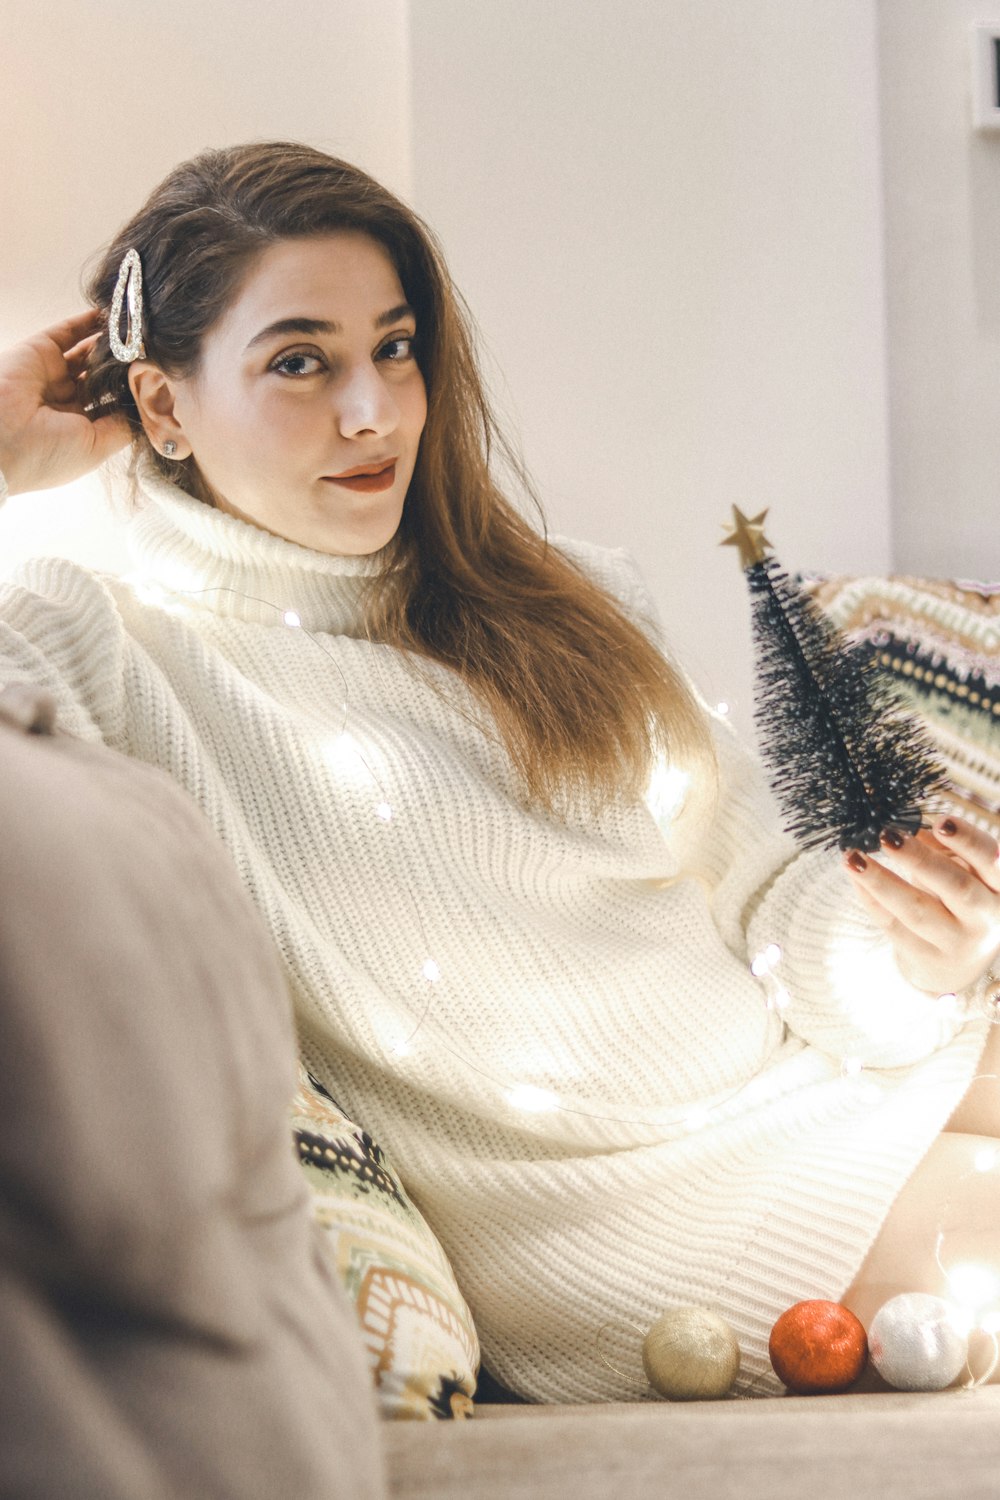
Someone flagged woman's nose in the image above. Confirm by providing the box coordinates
[337,362,398,439]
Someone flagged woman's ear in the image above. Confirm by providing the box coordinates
[128,363,192,460]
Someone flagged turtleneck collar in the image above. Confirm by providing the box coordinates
[125,458,387,634]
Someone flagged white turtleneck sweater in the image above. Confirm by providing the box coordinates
[0,465,989,1400]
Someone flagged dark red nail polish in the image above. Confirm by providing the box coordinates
[847,851,867,873]
[940,819,958,836]
[881,829,904,850]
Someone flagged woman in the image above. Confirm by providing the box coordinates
[1,140,998,1400]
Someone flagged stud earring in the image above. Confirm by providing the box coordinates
[162,440,178,457]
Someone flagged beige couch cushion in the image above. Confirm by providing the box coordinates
[0,696,384,1499]
[386,1389,1000,1500]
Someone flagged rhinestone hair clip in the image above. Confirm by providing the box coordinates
[108,247,146,363]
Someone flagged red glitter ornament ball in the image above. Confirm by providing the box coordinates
[768,1300,868,1394]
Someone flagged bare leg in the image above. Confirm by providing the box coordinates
[944,1021,1000,1138]
[841,1132,1000,1387]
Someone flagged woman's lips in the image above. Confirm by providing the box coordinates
[324,461,397,493]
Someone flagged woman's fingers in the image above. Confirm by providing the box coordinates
[64,332,101,373]
[876,828,999,922]
[932,814,1000,893]
[29,317,104,394]
[844,819,1000,994]
[87,409,131,464]
[848,870,959,993]
[41,309,104,354]
[0,312,129,493]
[844,848,956,949]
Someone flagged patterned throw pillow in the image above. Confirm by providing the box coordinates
[804,574,1000,839]
[291,1064,479,1420]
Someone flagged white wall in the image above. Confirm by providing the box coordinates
[1,1,896,732]
[0,0,411,577]
[878,0,1000,580]
[409,0,892,727]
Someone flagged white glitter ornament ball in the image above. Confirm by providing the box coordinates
[642,1306,741,1400]
[868,1293,968,1391]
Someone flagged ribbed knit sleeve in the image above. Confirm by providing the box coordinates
[572,540,974,1072]
[747,845,970,1066]
[703,713,969,1067]
[0,559,127,746]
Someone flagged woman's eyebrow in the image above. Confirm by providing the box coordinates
[375,303,415,329]
[244,304,415,353]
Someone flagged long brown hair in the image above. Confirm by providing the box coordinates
[85,141,713,814]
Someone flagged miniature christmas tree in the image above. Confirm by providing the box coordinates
[721,506,944,852]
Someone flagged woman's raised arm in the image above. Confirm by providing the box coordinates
[0,312,129,497]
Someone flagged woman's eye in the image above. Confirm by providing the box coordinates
[270,352,325,378]
[377,335,416,363]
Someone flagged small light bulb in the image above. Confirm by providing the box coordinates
[322,731,355,771]
[131,576,167,607]
[684,1107,710,1132]
[389,1037,412,1058]
[375,801,393,822]
[974,1147,998,1173]
[840,1056,864,1078]
[283,610,302,627]
[715,701,730,717]
[750,943,782,978]
[981,989,1000,1025]
[947,1261,1000,1312]
[421,958,441,983]
[766,985,791,1014]
[645,761,690,823]
[505,1083,559,1112]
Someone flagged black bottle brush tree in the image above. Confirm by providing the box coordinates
[721,507,945,853]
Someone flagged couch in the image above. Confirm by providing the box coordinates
[4,573,1000,1499]
[0,685,383,1500]
[387,1386,1000,1499]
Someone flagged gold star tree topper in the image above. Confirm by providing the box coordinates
[720,507,772,568]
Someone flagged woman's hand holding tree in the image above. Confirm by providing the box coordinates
[845,815,1000,997]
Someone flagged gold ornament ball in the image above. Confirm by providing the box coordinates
[642,1306,741,1400]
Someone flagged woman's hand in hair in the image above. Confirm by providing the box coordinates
[0,311,130,496]
[844,815,1000,997]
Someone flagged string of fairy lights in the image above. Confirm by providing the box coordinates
[100,232,1000,1394]
[129,568,1000,1395]
[132,571,795,1128]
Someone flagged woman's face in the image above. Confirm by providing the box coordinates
[142,232,427,555]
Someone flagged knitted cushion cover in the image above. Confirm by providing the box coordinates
[804,575,1000,839]
[293,1065,479,1420]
